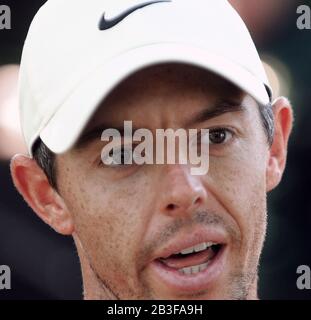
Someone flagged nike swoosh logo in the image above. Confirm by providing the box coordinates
[99,0,171,31]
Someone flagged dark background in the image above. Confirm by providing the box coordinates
[0,0,311,299]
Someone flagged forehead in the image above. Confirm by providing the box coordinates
[105,63,242,103]
[87,63,244,125]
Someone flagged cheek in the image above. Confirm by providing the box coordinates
[60,167,153,280]
[208,142,268,248]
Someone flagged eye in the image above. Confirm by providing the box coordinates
[208,128,233,145]
[101,145,134,167]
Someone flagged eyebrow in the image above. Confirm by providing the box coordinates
[74,99,246,150]
[74,125,133,150]
[185,99,246,127]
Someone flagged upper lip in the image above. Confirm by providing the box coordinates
[151,227,228,261]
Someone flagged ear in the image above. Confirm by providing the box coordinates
[10,154,74,235]
[266,97,293,192]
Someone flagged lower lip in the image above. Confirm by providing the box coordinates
[149,246,227,294]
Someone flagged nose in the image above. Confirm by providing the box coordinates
[159,164,208,217]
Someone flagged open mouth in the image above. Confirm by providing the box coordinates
[157,242,223,275]
[149,235,227,293]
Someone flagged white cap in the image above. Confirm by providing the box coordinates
[19,0,272,156]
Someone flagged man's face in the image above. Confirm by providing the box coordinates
[56,64,269,299]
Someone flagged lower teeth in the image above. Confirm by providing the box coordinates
[179,261,210,275]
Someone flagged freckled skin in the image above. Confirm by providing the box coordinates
[53,64,272,299]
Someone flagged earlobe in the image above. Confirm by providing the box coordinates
[266,156,282,191]
[266,97,293,192]
[10,154,74,235]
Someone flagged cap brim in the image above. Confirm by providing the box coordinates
[39,42,271,155]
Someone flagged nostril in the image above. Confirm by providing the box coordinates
[193,196,202,206]
[167,203,178,211]
[166,196,202,212]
